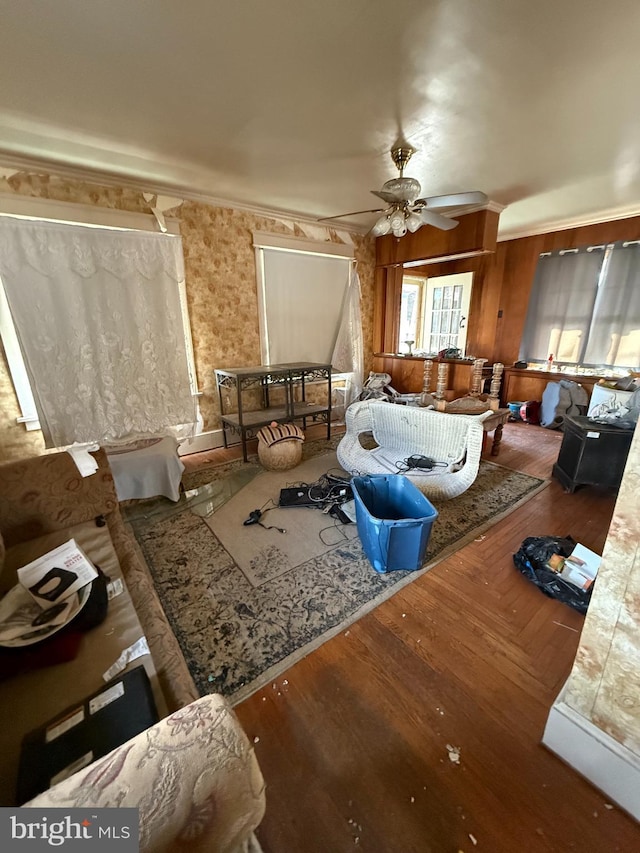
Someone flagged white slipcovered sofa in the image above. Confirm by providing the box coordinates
[337,400,493,501]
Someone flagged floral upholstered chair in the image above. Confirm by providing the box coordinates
[25,694,266,853]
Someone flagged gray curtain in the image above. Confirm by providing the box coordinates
[519,249,604,364]
[583,243,640,368]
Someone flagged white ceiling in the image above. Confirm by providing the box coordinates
[1,0,639,239]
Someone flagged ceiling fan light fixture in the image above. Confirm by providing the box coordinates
[380,176,421,202]
[406,212,423,233]
[388,209,406,231]
[321,137,484,236]
[371,215,391,236]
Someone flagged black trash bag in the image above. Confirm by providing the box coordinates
[513,535,591,614]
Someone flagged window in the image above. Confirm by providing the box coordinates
[399,276,423,348]
[253,232,353,364]
[520,242,640,371]
[0,198,200,436]
[2,259,199,434]
[0,280,40,429]
[399,272,473,354]
[0,211,199,445]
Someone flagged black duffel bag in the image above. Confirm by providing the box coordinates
[513,535,591,614]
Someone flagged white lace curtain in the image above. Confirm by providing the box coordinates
[0,217,197,448]
[331,265,364,413]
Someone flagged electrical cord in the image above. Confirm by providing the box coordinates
[242,499,286,533]
[394,454,448,473]
[284,473,353,509]
[318,520,353,547]
[324,468,352,484]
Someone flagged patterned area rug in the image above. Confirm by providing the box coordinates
[128,450,548,705]
[205,453,361,586]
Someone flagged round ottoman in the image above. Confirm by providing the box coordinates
[256,422,305,471]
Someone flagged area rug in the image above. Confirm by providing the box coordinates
[128,454,548,705]
[206,453,360,586]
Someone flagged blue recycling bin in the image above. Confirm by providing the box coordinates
[351,475,438,573]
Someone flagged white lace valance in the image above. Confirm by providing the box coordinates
[0,217,183,282]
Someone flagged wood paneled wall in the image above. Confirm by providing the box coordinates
[370,355,487,395]
[374,212,640,367]
[375,208,499,266]
[493,216,640,366]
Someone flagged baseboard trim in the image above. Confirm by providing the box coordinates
[178,429,224,456]
[178,421,345,458]
[543,691,640,820]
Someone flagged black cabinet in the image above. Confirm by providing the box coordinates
[552,415,634,493]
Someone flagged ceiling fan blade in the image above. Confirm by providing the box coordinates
[418,191,488,209]
[371,190,399,204]
[317,207,386,222]
[419,209,459,230]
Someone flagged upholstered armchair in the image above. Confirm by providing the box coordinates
[25,694,265,853]
[337,400,493,501]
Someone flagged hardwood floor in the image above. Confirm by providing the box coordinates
[185,421,639,852]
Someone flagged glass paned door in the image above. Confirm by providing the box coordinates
[424,272,473,354]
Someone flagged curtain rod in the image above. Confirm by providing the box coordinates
[0,191,180,234]
[540,240,640,257]
[540,243,612,258]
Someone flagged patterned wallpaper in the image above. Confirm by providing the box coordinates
[562,424,640,753]
[0,171,376,461]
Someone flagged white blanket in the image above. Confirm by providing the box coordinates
[105,436,185,501]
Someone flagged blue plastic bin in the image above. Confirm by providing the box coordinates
[351,475,438,573]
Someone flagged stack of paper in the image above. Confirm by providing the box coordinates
[0,540,97,646]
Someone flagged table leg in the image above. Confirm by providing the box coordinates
[491,423,504,456]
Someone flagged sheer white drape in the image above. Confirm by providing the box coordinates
[331,265,364,412]
[0,217,197,447]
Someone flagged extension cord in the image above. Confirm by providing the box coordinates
[406,455,436,469]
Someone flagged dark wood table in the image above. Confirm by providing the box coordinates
[479,408,511,456]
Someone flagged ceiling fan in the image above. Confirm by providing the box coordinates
[319,138,488,237]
